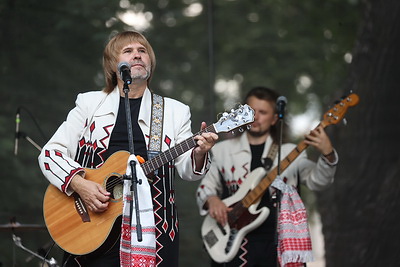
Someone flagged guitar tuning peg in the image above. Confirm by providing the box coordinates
[238,127,244,133]
[342,118,347,126]
[247,125,252,130]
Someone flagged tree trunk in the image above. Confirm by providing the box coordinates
[317,0,400,266]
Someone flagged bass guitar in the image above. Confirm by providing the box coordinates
[43,104,255,256]
[201,93,360,263]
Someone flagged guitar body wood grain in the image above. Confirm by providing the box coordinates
[43,151,130,255]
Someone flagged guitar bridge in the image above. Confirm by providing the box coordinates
[73,193,90,222]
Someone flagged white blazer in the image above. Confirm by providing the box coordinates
[39,87,210,194]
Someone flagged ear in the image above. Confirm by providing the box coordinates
[271,113,279,126]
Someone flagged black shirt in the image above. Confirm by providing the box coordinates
[106,97,147,161]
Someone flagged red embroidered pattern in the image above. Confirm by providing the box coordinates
[277,187,313,266]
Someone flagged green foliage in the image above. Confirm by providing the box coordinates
[0,0,361,266]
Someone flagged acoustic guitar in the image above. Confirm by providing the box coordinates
[43,104,254,256]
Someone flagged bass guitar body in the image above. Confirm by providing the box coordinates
[201,167,270,263]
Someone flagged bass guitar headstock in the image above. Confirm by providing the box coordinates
[321,93,360,127]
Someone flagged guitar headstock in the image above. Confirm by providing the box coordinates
[322,93,360,127]
[213,104,255,133]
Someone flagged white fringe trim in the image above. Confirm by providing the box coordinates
[281,251,314,265]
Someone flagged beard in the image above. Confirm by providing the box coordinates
[131,69,150,81]
[247,127,269,137]
[130,63,151,82]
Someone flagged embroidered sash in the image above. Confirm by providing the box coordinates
[271,177,314,266]
[120,93,164,267]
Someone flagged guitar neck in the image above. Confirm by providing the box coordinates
[238,92,361,208]
[241,120,330,207]
[141,124,216,176]
[241,140,309,207]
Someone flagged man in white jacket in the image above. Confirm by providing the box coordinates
[197,86,337,266]
[39,31,218,267]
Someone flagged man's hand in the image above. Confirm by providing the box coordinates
[304,125,336,162]
[69,174,111,213]
[193,122,219,171]
[206,196,232,226]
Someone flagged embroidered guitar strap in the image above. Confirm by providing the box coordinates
[148,93,164,161]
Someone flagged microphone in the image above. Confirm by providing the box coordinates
[14,108,21,156]
[276,96,287,119]
[118,62,132,85]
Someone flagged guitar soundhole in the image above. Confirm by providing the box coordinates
[105,173,123,200]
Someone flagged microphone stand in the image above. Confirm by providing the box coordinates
[274,114,284,267]
[17,132,42,152]
[12,234,58,267]
[122,81,143,242]
[14,106,46,155]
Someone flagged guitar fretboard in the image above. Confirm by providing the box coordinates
[241,140,309,208]
[141,124,216,176]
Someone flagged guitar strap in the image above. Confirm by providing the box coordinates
[147,93,164,163]
[263,142,279,171]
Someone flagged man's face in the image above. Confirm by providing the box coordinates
[118,42,151,81]
[247,96,278,137]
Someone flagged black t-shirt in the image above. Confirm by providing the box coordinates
[250,143,265,171]
[105,96,148,161]
[247,143,277,240]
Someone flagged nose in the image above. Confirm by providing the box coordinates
[133,50,141,59]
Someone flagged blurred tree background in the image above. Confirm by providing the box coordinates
[317,0,400,266]
[4,0,397,266]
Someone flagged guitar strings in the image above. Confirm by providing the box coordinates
[99,124,217,197]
